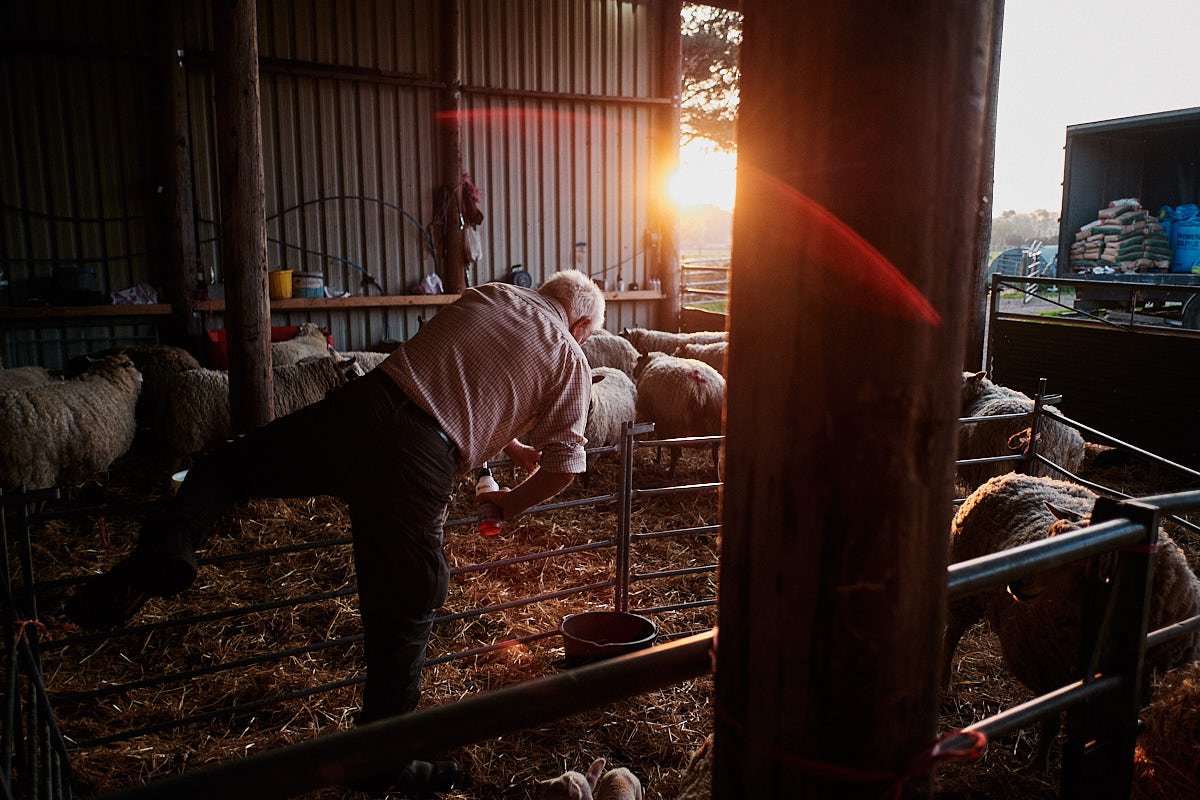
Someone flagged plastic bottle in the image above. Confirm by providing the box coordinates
[475,464,503,537]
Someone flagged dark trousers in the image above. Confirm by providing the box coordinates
[136,370,458,721]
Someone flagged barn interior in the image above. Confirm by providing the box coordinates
[3,3,1199,800]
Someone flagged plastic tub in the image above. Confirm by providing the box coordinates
[559,611,657,666]
[268,269,293,299]
[293,271,325,298]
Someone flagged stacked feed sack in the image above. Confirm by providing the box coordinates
[1068,198,1171,273]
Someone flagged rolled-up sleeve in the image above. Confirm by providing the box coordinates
[524,360,591,474]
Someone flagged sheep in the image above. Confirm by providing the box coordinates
[270,322,330,366]
[633,352,724,475]
[620,327,726,356]
[672,342,727,377]
[158,357,356,460]
[537,758,605,800]
[583,366,637,487]
[66,344,201,446]
[332,349,389,376]
[595,765,643,800]
[0,365,56,392]
[957,371,1085,488]
[0,355,142,491]
[674,735,712,800]
[582,328,640,376]
[944,473,1200,767]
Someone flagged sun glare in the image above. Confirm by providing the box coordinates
[668,139,738,211]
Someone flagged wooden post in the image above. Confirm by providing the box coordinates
[715,2,998,798]
[213,0,273,430]
[655,0,682,331]
[964,3,1006,371]
[156,0,203,348]
[439,0,466,293]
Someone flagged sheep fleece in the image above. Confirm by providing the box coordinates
[581,329,640,376]
[948,473,1200,697]
[586,366,637,450]
[0,355,141,491]
[958,371,1084,486]
[0,366,55,392]
[161,358,349,457]
[621,327,726,356]
[633,353,724,440]
[271,322,329,366]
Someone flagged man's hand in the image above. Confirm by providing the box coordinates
[503,440,542,473]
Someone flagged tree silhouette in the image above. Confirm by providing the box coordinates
[682,4,741,151]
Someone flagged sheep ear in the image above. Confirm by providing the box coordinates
[1046,502,1084,522]
[592,374,604,384]
[970,370,986,381]
[585,758,606,787]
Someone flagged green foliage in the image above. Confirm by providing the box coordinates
[990,209,1060,249]
[681,4,741,151]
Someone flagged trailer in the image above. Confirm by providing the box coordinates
[984,107,1200,468]
[1054,106,1200,328]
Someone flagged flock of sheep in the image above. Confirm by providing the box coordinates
[2,321,1197,795]
[951,371,1200,787]
[0,324,386,492]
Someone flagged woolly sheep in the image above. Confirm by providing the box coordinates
[159,357,356,459]
[0,365,55,392]
[271,322,330,366]
[0,355,141,491]
[67,344,201,440]
[582,329,639,376]
[945,473,1200,766]
[333,349,389,376]
[537,758,605,800]
[957,371,1084,488]
[595,765,643,800]
[620,327,726,356]
[633,352,724,475]
[672,342,727,377]
[674,735,712,800]
[583,366,637,485]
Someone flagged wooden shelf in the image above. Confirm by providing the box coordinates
[0,291,665,320]
[0,304,173,321]
[193,294,461,312]
[194,290,663,312]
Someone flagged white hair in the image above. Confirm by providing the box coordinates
[539,269,606,332]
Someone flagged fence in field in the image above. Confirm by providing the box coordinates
[4,398,1200,799]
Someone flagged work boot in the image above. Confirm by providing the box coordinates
[64,551,195,630]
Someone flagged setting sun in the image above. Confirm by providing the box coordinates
[668,139,738,211]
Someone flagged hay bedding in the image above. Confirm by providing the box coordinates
[23,447,719,799]
[15,442,1200,799]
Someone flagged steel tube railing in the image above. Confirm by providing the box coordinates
[97,632,715,800]
[948,519,1146,599]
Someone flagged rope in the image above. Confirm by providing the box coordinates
[12,618,49,646]
[882,730,987,800]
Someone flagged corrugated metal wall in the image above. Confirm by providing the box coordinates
[0,1,161,365]
[1,0,667,366]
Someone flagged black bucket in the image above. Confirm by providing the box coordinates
[559,611,657,666]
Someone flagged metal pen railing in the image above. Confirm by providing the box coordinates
[81,486,1200,800]
[1,420,722,791]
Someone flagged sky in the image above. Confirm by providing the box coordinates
[673,0,1200,215]
[993,0,1200,213]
